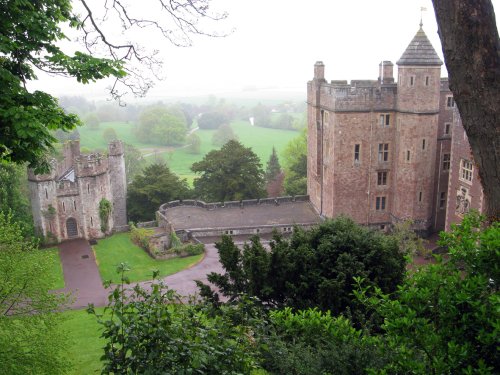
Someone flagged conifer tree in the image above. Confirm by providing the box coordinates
[265,147,282,183]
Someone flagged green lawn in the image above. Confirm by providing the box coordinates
[93,233,203,283]
[148,120,300,182]
[43,247,65,290]
[77,119,300,184]
[61,308,105,375]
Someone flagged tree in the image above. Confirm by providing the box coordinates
[282,128,307,195]
[356,212,499,373]
[102,127,118,143]
[123,143,146,184]
[0,163,33,236]
[252,103,272,128]
[135,106,187,146]
[127,163,191,222]
[265,147,282,182]
[186,133,202,154]
[89,268,259,374]
[84,112,100,130]
[202,217,406,322]
[212,123,238,146]
[432,0,500,219]
[191,140,266,202]
[198,111,229,129]
[0,0,226,173]
[0,213,68,374]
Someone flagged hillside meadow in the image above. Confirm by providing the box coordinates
[78,119,300,183]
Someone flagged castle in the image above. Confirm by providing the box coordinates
[307,25,484,235]
[28,140,127,242]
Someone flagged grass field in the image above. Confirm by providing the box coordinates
[146,120,300,182]
[43,247,65,290]
[77,119,300,183]
[62,308,105,375]
[93,233,203,283]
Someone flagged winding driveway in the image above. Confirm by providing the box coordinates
[58,239,224,309]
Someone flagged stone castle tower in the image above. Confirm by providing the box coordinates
[28,140,127,242]
[307,25,448,234]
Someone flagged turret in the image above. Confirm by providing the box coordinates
[378,61,394,84]
[314,61,326,82]
[107,140,127,227]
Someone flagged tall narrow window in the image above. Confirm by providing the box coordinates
[379,114,390,127]
[45,188,48,199]
[376,196,386,211]
[439,192,446,208]
[425,76,429,86]
[378,143,389,162]
[62,202,65,212]
[90,216,93,227]
[422,139,426,150]
[447,96,455,108]
[406,150,411,162]
[444,123,451,135]
[87,184,90,194]
[442,154,451,170]
[354,144,360,163]
[73,200,76,210]
[460,159,473,183]
[418,191,423,203]
[377,171,387,186]
[410,76,414,86]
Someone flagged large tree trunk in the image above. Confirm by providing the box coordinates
[432,0,500,220]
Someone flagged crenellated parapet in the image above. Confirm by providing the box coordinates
[108,140,124,156]
[75,153,109,177]
[56,180,79,197]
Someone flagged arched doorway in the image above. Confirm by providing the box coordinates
[66,218,78,238]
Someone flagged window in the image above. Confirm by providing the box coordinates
[442,153,451,170]
[62,202,65,212]
[45,188,48,199]
[460,159,473,183]
[447,96,455,108]
[376,196,386,211]
[379,114,390,127]
[425,76,430,86]
[377,171,388,186]
[418,191,423,203]
[422,139,426,150]
[73,200,77,210]
[439,192,446,209]
[87,184,90,194]
[90,216,93,227]
[410,76,414,86]
[406,150,411,162]
[444,123,451,135]
[354,144,360,162]
[378,143,389,162]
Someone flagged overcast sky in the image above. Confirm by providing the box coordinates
[33,0,499,102]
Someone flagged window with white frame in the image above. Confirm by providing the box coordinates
[442,153,451,170]
[378,143,389,162]
[379,114,390,127]
[446,96,455,108]
[459,159,473,183]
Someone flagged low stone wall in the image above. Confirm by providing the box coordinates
[137,221,157,228]
[158,195,310,213]
[185,222,318,238]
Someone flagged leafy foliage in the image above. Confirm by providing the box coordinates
[123,143,146,184]
[191,140,266,202]
[212,123,238,146]
[0,213,68,374]
[127,163,191,222]
[355,212,499,374]
[282,128,307,195]
[198,111,229,129]
[0,0,125,172]
[265,146,282,182]
[135,106,187,146]
[186,132,202,154]
[89,267,259,374]
[0,162,33,236]
[202,217,406,322]
[98,198,112,233]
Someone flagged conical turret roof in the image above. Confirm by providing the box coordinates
[397,26,443,66]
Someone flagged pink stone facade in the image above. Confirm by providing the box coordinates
[28,140,127,242]
[307,27,484,235]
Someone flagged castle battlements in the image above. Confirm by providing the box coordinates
[56,180,79,197]
[75,153,109,177]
